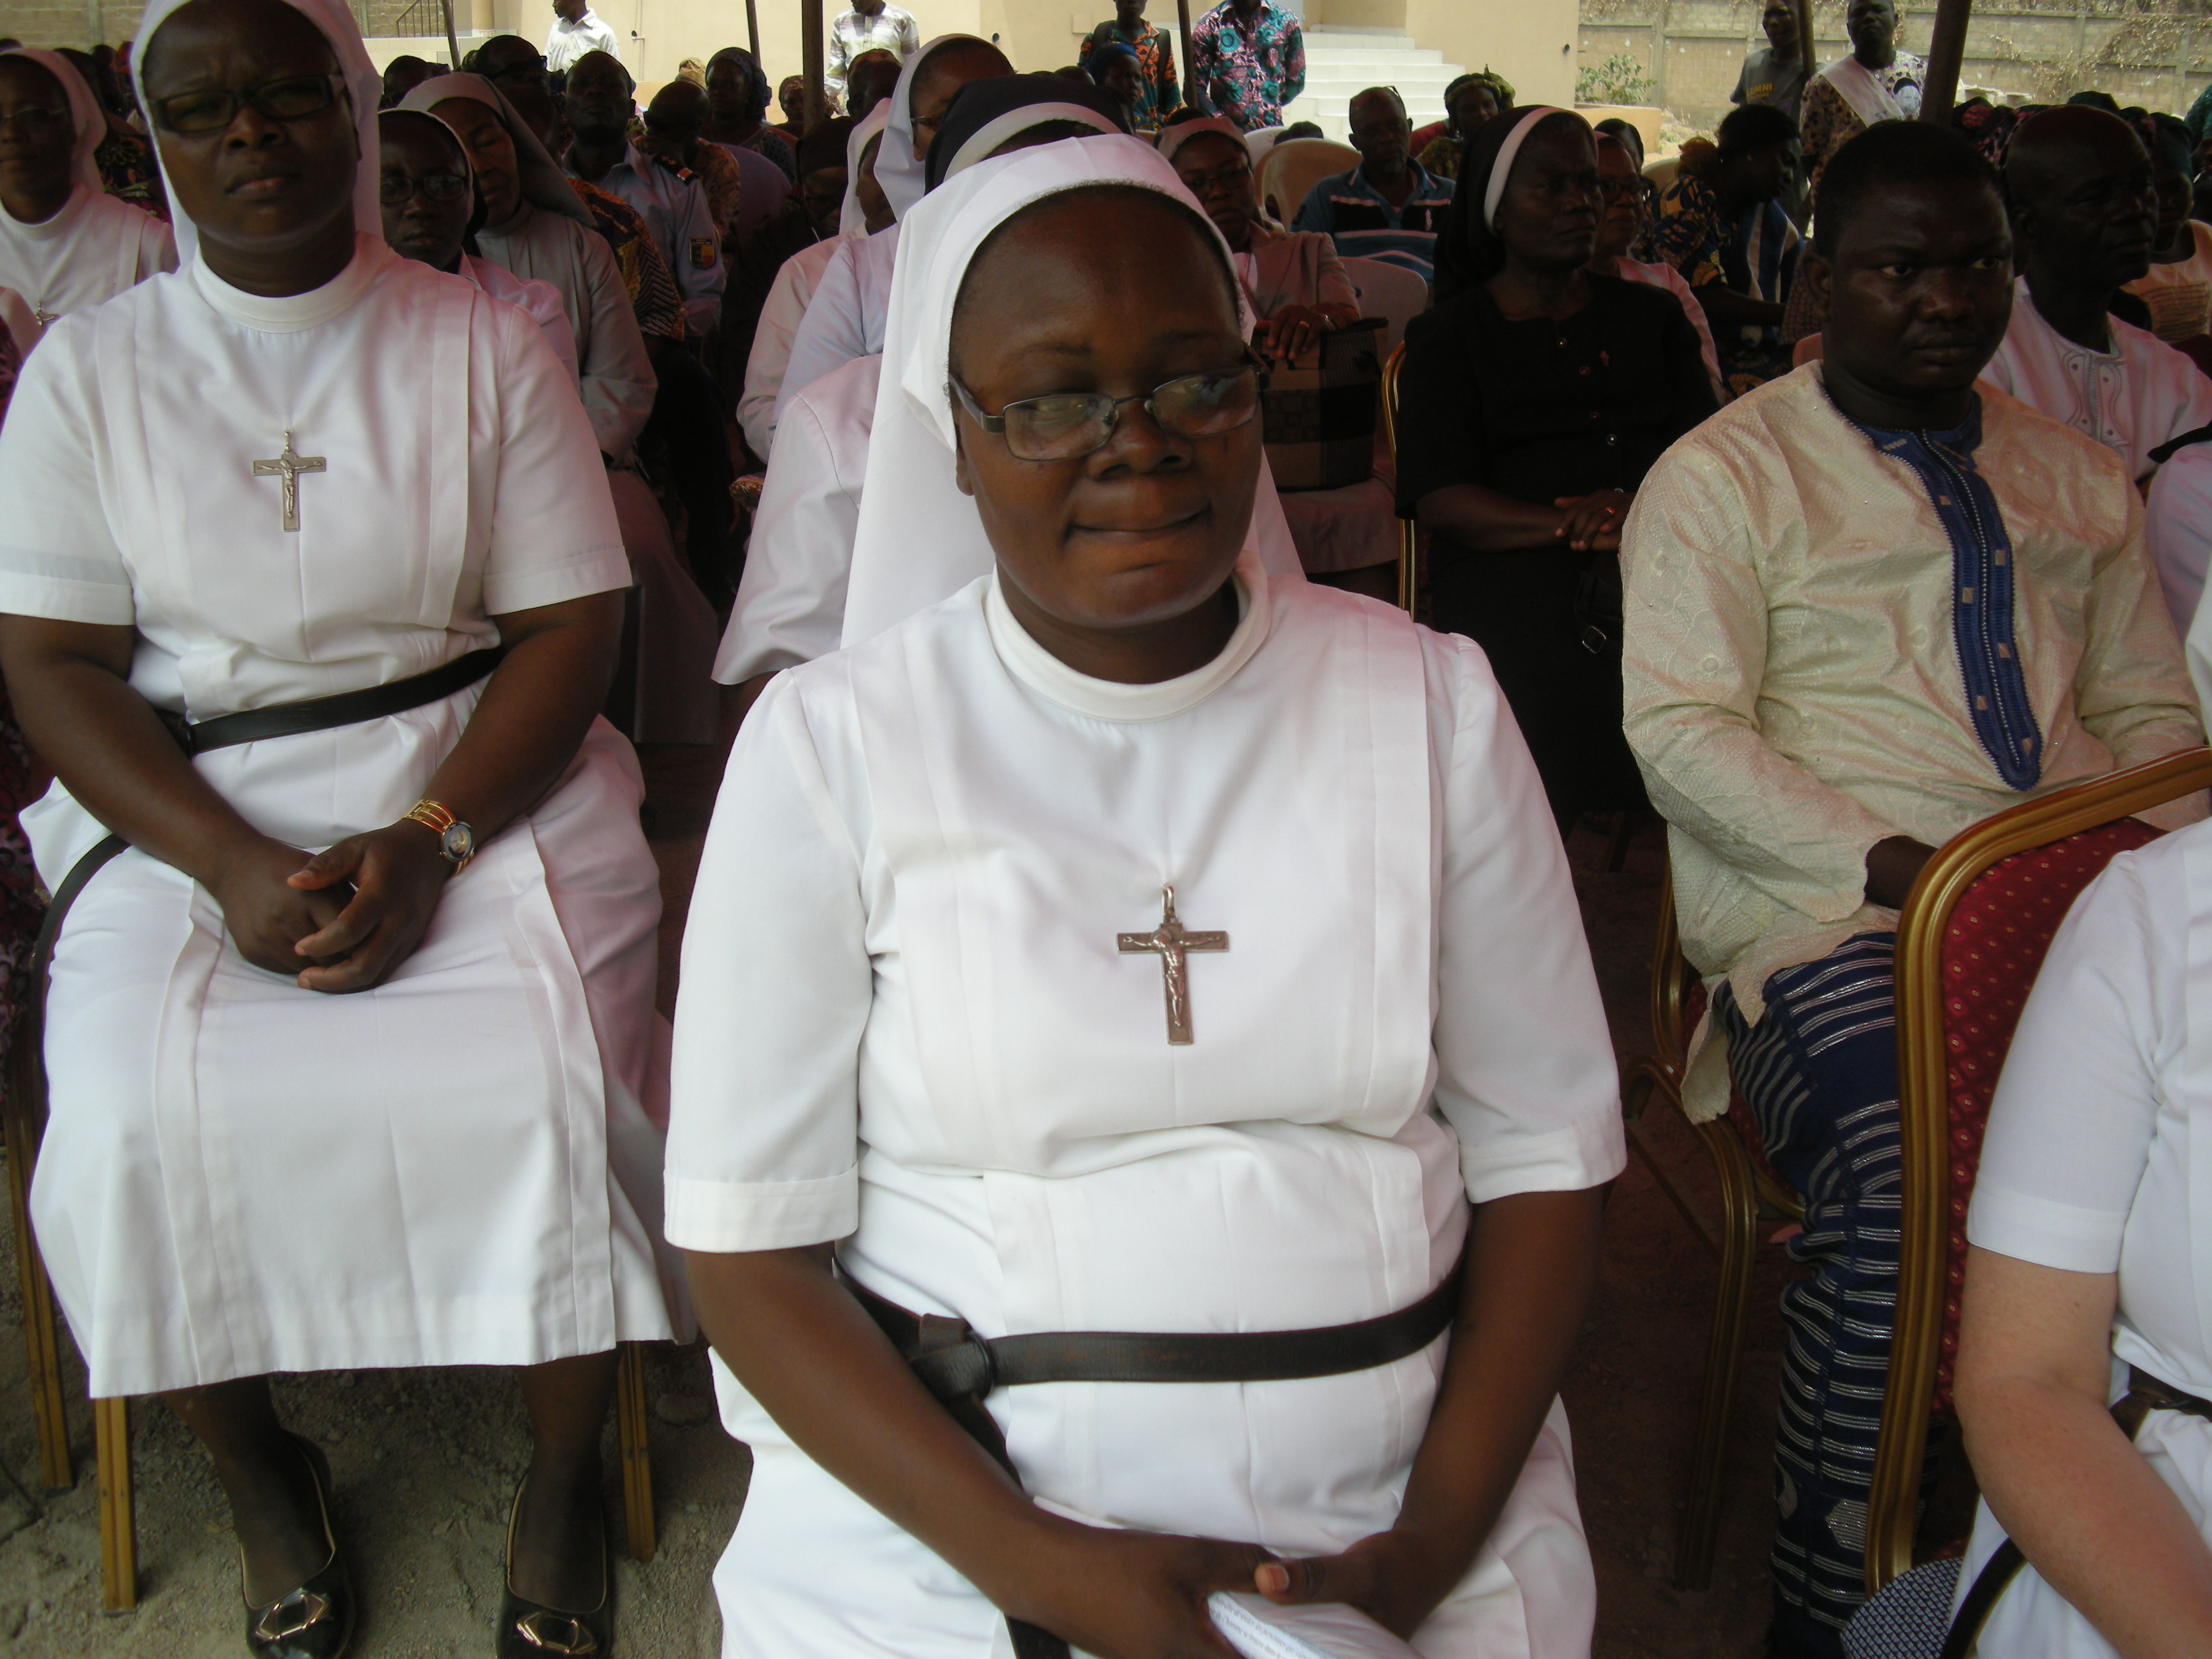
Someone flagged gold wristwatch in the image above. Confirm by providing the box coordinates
[404,800,476,872]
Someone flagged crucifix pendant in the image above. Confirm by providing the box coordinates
[31,302,54,327]
[1117,884,1228,1046]
[251,430,327,533]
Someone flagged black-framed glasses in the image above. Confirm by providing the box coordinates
[1177,158,1253,197]
[153,73,343,135]
[950,359,1266,461]
[379,169,471,204]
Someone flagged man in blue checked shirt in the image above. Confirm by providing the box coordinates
[1291,86,1456,281]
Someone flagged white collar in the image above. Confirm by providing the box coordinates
[190,233,390,332]
[983,550,1272,723]
[0,182,92,243]
[2015,275,2125,364]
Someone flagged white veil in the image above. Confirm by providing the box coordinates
[875,33,998,222]
[837,97,891,238]
[129,0,382,269]
[841,132,1302,649]
[0,49,107,196]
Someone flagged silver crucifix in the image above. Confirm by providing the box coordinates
[1117,884,1228,1046]
[251,431,327,533]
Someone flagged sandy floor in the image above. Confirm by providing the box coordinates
[0,758,1871,1657]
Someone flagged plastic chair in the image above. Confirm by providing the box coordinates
[1617,866,1803,1590]
[1339,256,1428,361]
[1254,137,1358,228]
[1863,746,2212,1595]
[3,874,662,1611]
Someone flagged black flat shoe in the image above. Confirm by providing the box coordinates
[495,1475,611,1657]
[243,1434,353,1659]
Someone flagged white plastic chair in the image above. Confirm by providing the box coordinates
[1339,255,1429,359]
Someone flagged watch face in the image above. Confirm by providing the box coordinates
[441,822,476,863]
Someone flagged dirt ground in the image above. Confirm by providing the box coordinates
[0,754,1822,1657]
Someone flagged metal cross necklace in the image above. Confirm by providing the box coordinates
[251,431,327,532]
[1117,885,1228,1046]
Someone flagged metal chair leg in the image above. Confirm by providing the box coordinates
[615,1342,654,1563]
[1673,1116,1760,1592]
[4,1134,69,1491]
[95,1396,134,1612]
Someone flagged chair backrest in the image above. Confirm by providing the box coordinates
[1864,747,2212,1595]
[1338,255,1428,361]
[1378,342,1418,615]
[1255,137,1359,227]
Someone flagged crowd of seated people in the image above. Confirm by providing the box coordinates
[14,6,2212,1657]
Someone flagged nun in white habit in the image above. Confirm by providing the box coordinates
[0,46,175,352]
[713,93,1313,709]
[669,133,1619,1659]
[404,70,721,748]
[1943,821,2212,1656]
[771,33,1011,425]
[736,99,888,462]
[0,0,676,1651]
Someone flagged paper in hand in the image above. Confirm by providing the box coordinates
[1206,1592,1421,1659]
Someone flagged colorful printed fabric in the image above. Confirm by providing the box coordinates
[1780,51,1926,342]
[1078,19,1180,129]
[1191,0,1304,133]
[1639,171,1799,387]
[96,131,163,215]
[570,177,687,341]
[1842,401,2044,790]
[687,135,747,242]
[827,4,919,101]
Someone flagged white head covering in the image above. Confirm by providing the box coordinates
[132,0,382,269]
[838,97,891,238]
[877,33,1001,223]
[0,48,106,196]
[842,133,1300,648]
[1156,115,1245,169]
[401,71,595,228]
[1483,106,1567,227]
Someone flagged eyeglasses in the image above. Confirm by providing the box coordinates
[1597,177,1642,201]
[0,103,71,134]
[379,169,471,204]
[153,73,343,135]
[950,361,1266,461]
[1177,160,1253,197]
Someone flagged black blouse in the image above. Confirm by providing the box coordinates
[1393,272,1718,534]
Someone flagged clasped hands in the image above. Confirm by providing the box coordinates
[990,1512,1463,1659]
[1554,489,1633,552]
[207,820,453,993]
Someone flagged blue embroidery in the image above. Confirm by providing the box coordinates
[1845,398,2043,791]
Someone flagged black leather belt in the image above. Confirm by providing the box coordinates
[155,647,503,757]
[842,1258,1465,1659]
[847,1258,1464,1401]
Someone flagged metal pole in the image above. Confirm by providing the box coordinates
[440,0,462,70]
[1917,0,1971,122]
[1176,0,1196,109]
[802,0,827,129]
[745,0,760,64]
[1794,0,1815,87]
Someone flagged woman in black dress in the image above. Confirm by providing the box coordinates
[1398,107,1717,832]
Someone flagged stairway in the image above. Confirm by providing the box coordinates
[1280,25,1465,142]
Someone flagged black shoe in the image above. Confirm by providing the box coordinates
[495,1474,611,1657]
[243,1434,353,1659]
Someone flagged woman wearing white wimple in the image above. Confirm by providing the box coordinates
[668,133,1621,1659]
[0,1,678,1653]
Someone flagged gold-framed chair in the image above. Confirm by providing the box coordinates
[1378,342,1418,616]
[1618,867,1803,1589]
[4,878,660,1611]
[1863,747,2212,1595]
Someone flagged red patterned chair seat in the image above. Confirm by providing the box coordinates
[1929,818,2162,1414]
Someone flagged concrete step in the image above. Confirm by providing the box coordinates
[1280,28,1464,140]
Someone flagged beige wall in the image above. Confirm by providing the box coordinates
[1394,0,1578,108]
[384,0,1576,108]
